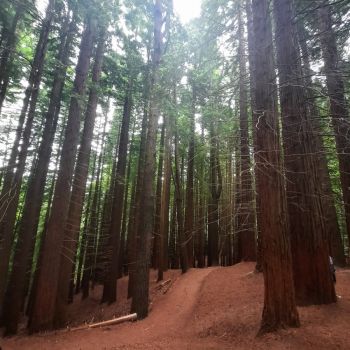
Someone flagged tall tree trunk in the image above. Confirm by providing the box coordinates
[318,2,350,255]
[297,21,345,266]
[251,0,300,334]
[28,17,96,333]
[118,129,135,278]
[273,0,336,305]
[0,0,55,317]
[81,151,102,300]
[102,84,133,304]
[158,117,171,281]
[174,128,188,273]
[152,121,165,269]
[1,9,76,335]
[237,7,256,261]
[54,29,105,326]
[184,87,196,267]
[127,65,150,300]
[208,120,222,266]
[130,0,164,319]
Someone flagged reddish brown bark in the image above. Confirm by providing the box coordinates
[2,9,76,335]
[274,0,336,306]
[130,0,164,319]
[251,0,300,334]
[54,29,105,326]
[28,17,96,333]
[0,0,55,317]
[297,21,345,266]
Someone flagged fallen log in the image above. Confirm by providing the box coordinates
[69,313,137,331]
[155,279,172,290]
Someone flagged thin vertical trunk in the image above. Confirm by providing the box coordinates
[233,140,241,263]
[28,17,96,333]
[174,128,188,273]
[246,0,267,272]
[251,0,300,334]
[118,129,135,278]
[75,166,96,294]
[102,85,133,304]
[184,88,196,267]
[237,7,256,261]
[208,120,222,266]
[158,117,171,281]
[152,121,165,270]
[81,152,102,300]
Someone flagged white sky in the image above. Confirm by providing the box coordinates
[173,0,202,23]
[37,0,202,23]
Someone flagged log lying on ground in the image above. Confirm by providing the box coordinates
[155,279,171,290]
[70,313,137,331]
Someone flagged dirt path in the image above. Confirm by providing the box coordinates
[2,263,350,350]
[1,267,221,350]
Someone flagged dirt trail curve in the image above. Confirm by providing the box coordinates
[2,263,350,350]
[1,267,221,350]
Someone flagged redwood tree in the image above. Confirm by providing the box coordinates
[28,16,96,332]
[273,0,336,305]
[251,0,300,334]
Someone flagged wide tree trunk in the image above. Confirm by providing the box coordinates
[273,0,336,305]
[251,0,300,334]
[28,17,96,333]
[318,2,350,254]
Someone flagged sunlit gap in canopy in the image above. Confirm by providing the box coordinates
[173,0,202,23]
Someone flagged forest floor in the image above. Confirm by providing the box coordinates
[1,262,350,350]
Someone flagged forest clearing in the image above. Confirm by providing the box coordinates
[1,0,350,348]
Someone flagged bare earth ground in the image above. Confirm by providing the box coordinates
[1,262,350,349]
